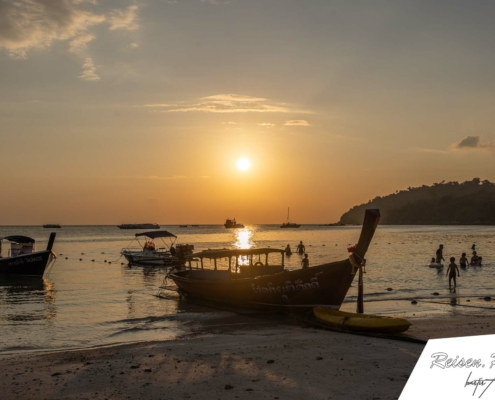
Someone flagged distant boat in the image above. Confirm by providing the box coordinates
[117,223,160,229]
[280,208,300,228]
[224,218,244,229]
[43,224,61,228]
[179,225,188,228]
[0,233,57,277]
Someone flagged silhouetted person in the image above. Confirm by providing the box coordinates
[472,243,476,251]
[470,251,481,266]
[170,245,176,256]
[285,244,292,256]
[436,244,445,263]
[297,241,305,255]
[459,253,468,269]
[446,257,459,288]
[301,254,309,269]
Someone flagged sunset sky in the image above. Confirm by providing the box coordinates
[2,0,495,224]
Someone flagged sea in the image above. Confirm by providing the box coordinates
[1,225,495,354]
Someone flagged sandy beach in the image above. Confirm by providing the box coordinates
[3,312,495,400]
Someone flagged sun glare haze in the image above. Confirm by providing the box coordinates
[236,157,251,172]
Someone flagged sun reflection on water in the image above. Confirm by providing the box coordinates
[234,227,256,266]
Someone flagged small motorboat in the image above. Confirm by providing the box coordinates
[0,233,57,277]
[121,230,194,266]
[314,307,411,333]
[43,224,61,228]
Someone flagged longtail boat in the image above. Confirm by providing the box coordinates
[0,233,57,277]
[169,209,380,311]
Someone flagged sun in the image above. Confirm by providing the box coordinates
[236,157,251,171]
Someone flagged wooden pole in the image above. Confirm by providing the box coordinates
[356,267,364,314]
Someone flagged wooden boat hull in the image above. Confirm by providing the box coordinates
[170,258,357,311]
[171,209,381,312]
[0,250,54,277]
[314,307,411,333]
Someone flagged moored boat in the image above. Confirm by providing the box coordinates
[117,223,160,229]
[0,233,57,277]
[169,209,380,311]
[224,218,244,229]
[280,208,300,228]
[313,307,411,333]
[121,230,194,266]
[43,224,61,228]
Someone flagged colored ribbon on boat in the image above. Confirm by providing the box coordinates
[348,253,366,274]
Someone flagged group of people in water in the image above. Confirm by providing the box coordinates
[433,243,483,288]
[285,241,309,269]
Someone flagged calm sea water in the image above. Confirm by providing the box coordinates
[1,225,495,353]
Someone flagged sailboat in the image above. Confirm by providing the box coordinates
[280,208,301,228]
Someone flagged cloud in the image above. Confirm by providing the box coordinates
[0,0,106,59]
[107,5,139,31]
[0,1,139,79]
[138,94,312,114]
[134,103,177,108]
[258,122,275,128]
[451,135,495,151]
[284,120,310,126]
[69,33,95,53]
[79,57,99,81]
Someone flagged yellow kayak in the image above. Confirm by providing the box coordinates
[314,307,411,333]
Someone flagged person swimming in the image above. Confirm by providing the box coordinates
[470,251,481,266]
[459,253,468,268]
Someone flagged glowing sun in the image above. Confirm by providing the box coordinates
[236,157,251,171]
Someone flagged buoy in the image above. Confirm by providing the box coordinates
[386,288,393,291]
[432,292,439,296]
[65,257,68,259]
[104,260,107,263]
[411,300,417,305]
[109,262,112,264]
[101,252,105,254]
[467,299,471,302]
[92,260,95,262]
[484,296,492,301]
[79,258,82,261]
[81,253,84,255]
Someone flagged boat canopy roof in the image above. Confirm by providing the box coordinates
[0,235,35,244]
[189,248,284,259]
[135,230,177,239]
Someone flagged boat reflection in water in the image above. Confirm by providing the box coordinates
[0,277,57,323]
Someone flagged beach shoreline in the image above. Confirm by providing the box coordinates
[3,312,495,400]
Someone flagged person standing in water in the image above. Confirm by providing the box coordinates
[459,253,468,268]
[297,241,305,255]
[446,257,459,288]
[285,244,292,256]
[436,244,445,263]
[301,254,309,269]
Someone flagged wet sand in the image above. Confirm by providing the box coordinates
[3,312,495,400]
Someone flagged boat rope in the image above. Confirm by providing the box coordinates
[44,251,58,278]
